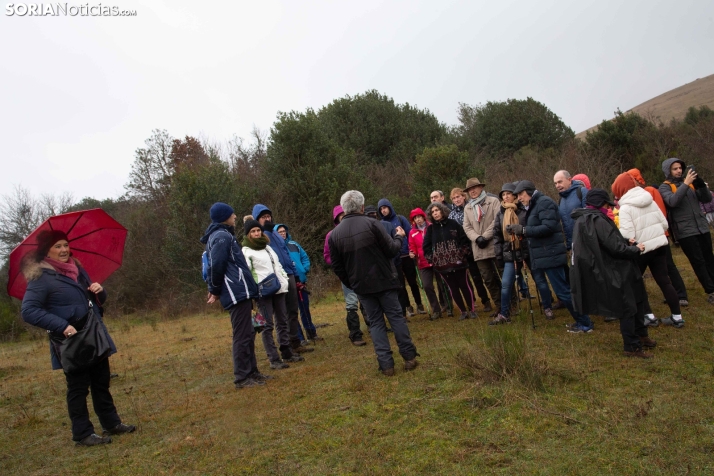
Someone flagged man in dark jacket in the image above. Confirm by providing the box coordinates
[570,189,654,358]
[202,202,266,388]
[554,170,588,251]
[659,158,714,304]
[508,181,593,332]
[252,204,312,355]
[378,198,425,316]
[331,191,419,376]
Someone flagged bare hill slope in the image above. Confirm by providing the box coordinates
[576,73,714,138]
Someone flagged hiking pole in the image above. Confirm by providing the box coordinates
[438,275,454,316]
[521,265,536,330]
[413,264,432,315]
[513,261,522,315]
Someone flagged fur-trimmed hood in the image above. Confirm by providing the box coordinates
[22,254,82,282]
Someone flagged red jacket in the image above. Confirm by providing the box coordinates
[408,208,431,269]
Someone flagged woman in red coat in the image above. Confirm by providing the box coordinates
[408,208,442,320]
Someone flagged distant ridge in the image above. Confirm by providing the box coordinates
[576,73,714,139]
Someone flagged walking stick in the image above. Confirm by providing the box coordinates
[513,261,522,315]
[438,275,454,316]
[521,264,537,330]
[413,263,432,315]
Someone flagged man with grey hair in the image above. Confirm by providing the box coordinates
[329,190,419,376]
[554,170,588,251]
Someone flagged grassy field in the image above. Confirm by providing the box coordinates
[1,249,713,475]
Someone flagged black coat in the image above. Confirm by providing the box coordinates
[523,192,567,270]
[422,218,471,273]
[493,204,530,264]
[570,208,645,318]
[329,213,403,295]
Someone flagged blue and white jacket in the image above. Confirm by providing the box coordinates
[200,223,258,310]
[276,224,311,284]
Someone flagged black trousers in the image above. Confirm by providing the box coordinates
[396,261,408,316]
[230,299,258,382]
[620,300,647,352]
[401,256,423,307]
[639,246,681,315]
[286,275,302,348]
[677,232,714,294]
[665,243,688,300]
[65,357,121,441]
[439,268,475,313]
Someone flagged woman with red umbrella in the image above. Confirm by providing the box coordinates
[20,230,135,446]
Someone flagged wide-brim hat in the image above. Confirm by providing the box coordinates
[464,178,486,192]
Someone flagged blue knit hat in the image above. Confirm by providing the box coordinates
[210,202,234,223]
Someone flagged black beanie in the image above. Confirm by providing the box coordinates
[36,230,69,257]
[244,219,262,236]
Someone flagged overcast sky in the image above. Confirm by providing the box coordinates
[1,0,712,201]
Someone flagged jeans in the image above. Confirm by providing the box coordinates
[296,288,317,341]
[357,289,417,371]
[677,232,714,294]
[531,265,592,328]
[342,283,359,311]
[65,356,121,441]
[499,261,528,317]
[229,299,258,383]
[258,293,293,362]
[342,283,363,341]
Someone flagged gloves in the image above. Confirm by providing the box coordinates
[506,224,524,236]
[476,236,488,249]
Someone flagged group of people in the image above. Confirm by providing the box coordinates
[18,157,713,446]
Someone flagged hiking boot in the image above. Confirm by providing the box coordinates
[639,336,657,348]
[352,339,367,346]
[488,314,511,325]
[382,367,395,377]
[661,316,684,328]
[269,360,290,370]
[447,310,454,317]
[416,305,426,315]
[102,423,136,436]
[293,346,314,354]
[468,311,478,319]
[604,316,618,323]
[458,311,469,321]
[708,293,714,305]
[404,359,418,371]
[235,378,266,389]
[624,349,653,359]
[544,308,555,320]
[76,434,111,446]
[429,312,442,321]
[552,300,567,310]
[567,324,593,334]
[482,303,493,313]
[644,315,659,327]
[679,299,689,307]
[406,306,415,317]
[284,355,305,363]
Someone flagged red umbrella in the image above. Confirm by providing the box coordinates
[7,208,127,300]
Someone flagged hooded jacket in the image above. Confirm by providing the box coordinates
[617,186,669,253]
[462,193,500,260]
[558,179,588,250]
[329,213,403,294]
[251,204,297,276]
[493,202,530,264]
[277,224,311,283]
[21,257,117,370]
[658,158,712,240]
[377,198,411,256]
[323,205,344,265]
[407,208,431,269]
[570,208,645,318]
[200,223,259,310]
[523,192,567,270]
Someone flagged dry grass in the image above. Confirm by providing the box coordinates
[1,249,713,475]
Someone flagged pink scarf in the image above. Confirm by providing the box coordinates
[586,205,611,219]
[44,257,79,282]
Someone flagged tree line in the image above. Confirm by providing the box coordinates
[1,89,713,339]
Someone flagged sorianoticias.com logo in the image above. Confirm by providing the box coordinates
[5,3,137,16]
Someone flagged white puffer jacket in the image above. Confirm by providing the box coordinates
[241,246,289,294]
[618,186,669,253]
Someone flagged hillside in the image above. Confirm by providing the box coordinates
[576,73,714,138]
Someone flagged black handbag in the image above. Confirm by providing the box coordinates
[59,302,112,373]
[257,250,282,298]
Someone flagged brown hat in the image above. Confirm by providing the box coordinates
[463,178,485,192]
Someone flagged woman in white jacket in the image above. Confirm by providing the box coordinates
[613,173,684,329]
[242,219,303,369]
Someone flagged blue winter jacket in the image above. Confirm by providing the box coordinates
[377,198,411,256]
[558,180,588,250]
[200,223,258,310]
[21,258,117,370]
[277,224,311,283]
[523,191,568,270]
[251,204,297,276]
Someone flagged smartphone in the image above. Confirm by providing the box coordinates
[686,164,696,174]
